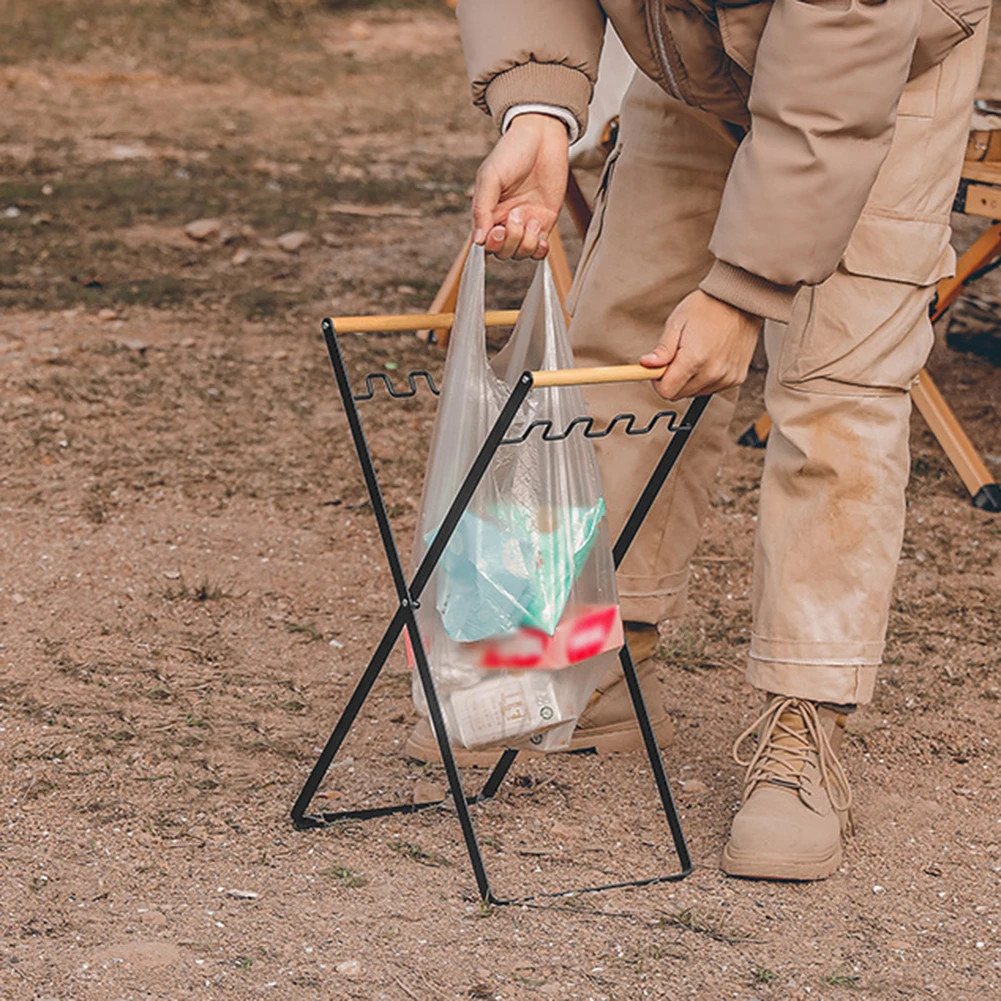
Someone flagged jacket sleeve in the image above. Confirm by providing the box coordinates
[456,0,606,137]
[705,0,924,315]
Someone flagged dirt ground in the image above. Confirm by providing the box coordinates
[2,3,1000,1000]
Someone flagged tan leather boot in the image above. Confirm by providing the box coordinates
[721,695,852,881]
[403,624,673,766]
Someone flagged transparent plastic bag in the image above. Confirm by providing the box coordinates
[408,245,623,751]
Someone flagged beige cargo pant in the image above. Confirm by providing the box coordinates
[567,24,988,706]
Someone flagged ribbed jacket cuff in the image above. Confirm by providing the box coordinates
[484,63,592,138]
[700,260,799,323]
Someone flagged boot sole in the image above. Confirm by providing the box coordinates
[720,840,842,881]
[404,713,675,767]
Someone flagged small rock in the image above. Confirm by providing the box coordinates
[681,778,709,795]
[347,20,372,41]
[179,337,196,348]
[276,230,311,253]
[226,889,258,900]
[140,910,167,929]
[271,349,289,361]
[329,638,344,649]
[321,232,339,247]
[413,780,445,805]
[887,939,909,950]
[335,959,362,977]
[3,206,21,218]
[396,284,417,295]
[163,571,181,580]
[11,593,26,605]
[231,247,251,266]
[97,308,119,322]
[184,218,222,241]
[550,820,575,842]
[41,184,54,196]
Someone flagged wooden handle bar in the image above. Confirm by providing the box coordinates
[327,313,668,387]
[329,310,519,333]
[531,364,666,388]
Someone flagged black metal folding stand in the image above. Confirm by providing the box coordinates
[291,316,711,905]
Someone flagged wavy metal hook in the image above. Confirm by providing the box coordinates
[500,409,684,445]
[353,370,441,401]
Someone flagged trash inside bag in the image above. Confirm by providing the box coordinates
[408,246,624,751]
[433,498,606,642]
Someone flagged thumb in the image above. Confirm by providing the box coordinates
[640,342,674,368]
[471,166,501,244]
[640,313,684,368]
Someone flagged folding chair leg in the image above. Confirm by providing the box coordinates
[912,370,1001,512]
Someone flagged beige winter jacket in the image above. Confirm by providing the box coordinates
[457,0,990,321]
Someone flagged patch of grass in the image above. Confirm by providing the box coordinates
[822,966,862,989]
[233,955,254,971]
[284,620,324,642]
[318,864,367,888]
[24,778,59,801]
[616,941,687,972]
[750,965,778,986]
[162,575,236,602]
[658,908,759,945]
[657,627,725,672]
[389,840,453,868]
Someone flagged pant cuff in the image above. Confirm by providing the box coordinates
[617,569,689,627]
[747,637,881,704]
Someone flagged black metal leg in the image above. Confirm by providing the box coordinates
[617,639,692,875]
[291,605,407,828]
[613,396,711,567]
[292,324,530,884]
[406,609,496,903]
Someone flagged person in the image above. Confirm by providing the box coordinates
[407,0,991,880]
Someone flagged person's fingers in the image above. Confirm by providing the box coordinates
[652,354,701,400]
[472,165,501,244]
[531,234,550,260]
[512,218,542,260]
[494,207,526,260]
[485,223,507,255]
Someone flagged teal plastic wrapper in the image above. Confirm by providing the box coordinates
[433,498,606,642]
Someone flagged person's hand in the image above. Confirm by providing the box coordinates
[472,113,570,260]
[640,290,764,399]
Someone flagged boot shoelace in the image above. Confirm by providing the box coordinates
[731,697,852,813]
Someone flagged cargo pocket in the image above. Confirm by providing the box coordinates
[565,145,620,316]
[775,214,949,394]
